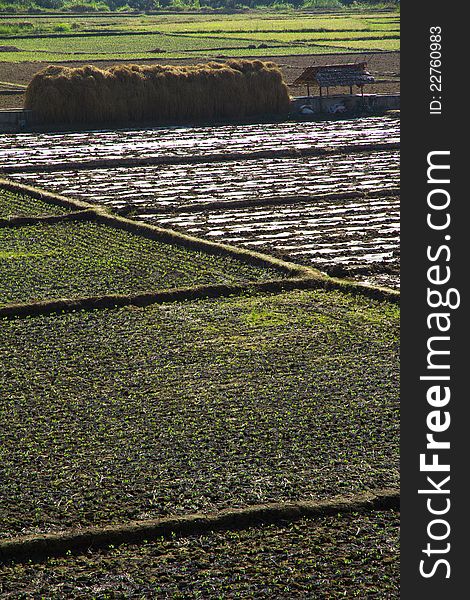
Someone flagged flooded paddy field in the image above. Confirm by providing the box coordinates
[0,117,399,169]
[3,116,400,289]
[143,194,400,289]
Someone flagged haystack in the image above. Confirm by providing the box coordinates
[24,60,291,125]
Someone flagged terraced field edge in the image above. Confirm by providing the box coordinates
[0,273,399,319]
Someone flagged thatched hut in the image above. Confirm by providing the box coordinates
[24,60,291,125]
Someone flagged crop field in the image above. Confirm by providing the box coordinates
[186,31,399,45]
[149,194,400,287]
[316,38,399,51]
[0,510,399,598]
[0,287,399,539]
[0,11,399,61]
[0,33,255,63]
[2,116,400,288]
[10,151,399,208]
[0,219,287,306]
[0,117,400,169]
[0,13,399,36]
[0,187,70,218]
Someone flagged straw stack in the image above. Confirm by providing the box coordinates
[25,60,291,125]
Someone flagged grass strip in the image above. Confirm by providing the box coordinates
[0,489,398,564]
[0,277,308,319]
[0,81,27,89]
[2,142,400,174]
[0,273,399,319]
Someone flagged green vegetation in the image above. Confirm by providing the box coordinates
[0,1,400,14]
[0,220,285,304]
[159,14,398,33]
[186,29,398,40]
[0,44,351,61]
[316,36,398,49]
[0,288,399,537]
[0,187,70,217]
[0,510,399,598]
[3,32,255,56]
[0,10,399,60]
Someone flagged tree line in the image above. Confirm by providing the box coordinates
[1,0,399,14]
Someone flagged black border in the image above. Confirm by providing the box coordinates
[401,2,467,597]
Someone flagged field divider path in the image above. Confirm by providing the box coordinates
[127,187,401,216]
[0,273,399,319]
[0,488,399,565]
[0,81,27,89]
[0,30,197,41]
[1,141,400,174]
[0,208,97,228]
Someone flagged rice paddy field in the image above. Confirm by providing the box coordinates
[0,285,399,539]
[10,151,399,207]
[0,9,400,597]
[0,117,399,167]
[0,11,399,62]
[151,194,400,285]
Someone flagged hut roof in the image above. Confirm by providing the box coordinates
[293,62,375,88]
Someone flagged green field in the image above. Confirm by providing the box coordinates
[0,288,399,538]
[0,511,399,598]
[0,219,287,305]
[0,11,399,61]
[0,187,70,217]
[0,102,400,594]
